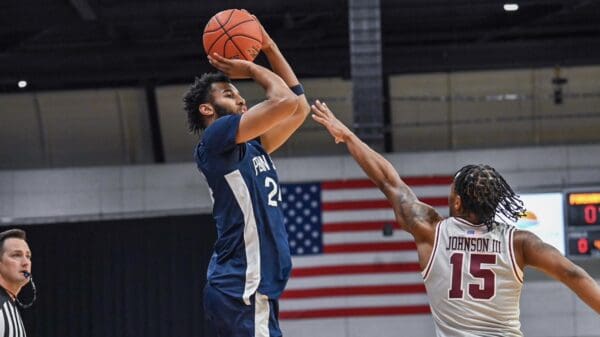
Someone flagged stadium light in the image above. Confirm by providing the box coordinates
[17,80,27,88]
[504,3,519,11]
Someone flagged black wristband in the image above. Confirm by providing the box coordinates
[289,84,304,96]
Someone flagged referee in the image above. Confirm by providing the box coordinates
[0,229,31,337]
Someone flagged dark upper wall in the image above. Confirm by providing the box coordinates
[1,0,600,91]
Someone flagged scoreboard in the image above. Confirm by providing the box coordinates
[565,191,600,257]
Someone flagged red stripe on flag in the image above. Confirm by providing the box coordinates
[291,262,421,277]
[280,305,431,319]
[321,180,375,190]
[323,221,399,232]
[403,176,453,186]
[321,177,452,190]
[323,199,390,210]
[324,241,416,253]
[282,284,426,299]
[323,197,448,210]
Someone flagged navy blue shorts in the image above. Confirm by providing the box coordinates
[203,282,282,337]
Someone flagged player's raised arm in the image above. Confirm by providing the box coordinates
[208,53,298,144]
[515,230,600,314]
[251,15,311,153]
[311,100,441,238]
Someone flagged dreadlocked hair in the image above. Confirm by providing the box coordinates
[454,164,526,231]
[182,72,231,134]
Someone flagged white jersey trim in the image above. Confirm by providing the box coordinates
[455,216,486,228]
[422,219,443,281]
[255,292,270,337]
[0,304,4,337]
[225,169,261,305]
[508,227,524,283]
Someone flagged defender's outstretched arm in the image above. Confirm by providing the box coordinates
[311,100,441,237]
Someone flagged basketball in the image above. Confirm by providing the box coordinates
[203,9,263,62]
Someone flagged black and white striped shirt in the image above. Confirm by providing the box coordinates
[0,289,26,337]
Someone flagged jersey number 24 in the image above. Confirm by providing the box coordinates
[265,177,282,207]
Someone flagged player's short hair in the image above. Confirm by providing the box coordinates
[183,72,232,134]
[454,164,526,229]
[0,229,27,255]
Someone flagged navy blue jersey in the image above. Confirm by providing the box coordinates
[195,114,292,304]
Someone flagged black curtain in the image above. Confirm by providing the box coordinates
[18,214,217,337]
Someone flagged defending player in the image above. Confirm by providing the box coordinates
[311,99,600,336]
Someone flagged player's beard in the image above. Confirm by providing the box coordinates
[212,102,236,118]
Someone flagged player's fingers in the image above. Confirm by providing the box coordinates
[315,100,332,115]
[208,61,224,72]
[311,114,328,126]
[311,110,325,120]
[211,52,230,64]
[209,61,227,72]
[322,103,333,116]
[208,55,233,73]
[208,54,223,66]
[246,12,262,26]
[311,105,330,121]
[311,103,324,114]
[314,100,329,113]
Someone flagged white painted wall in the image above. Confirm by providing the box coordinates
[2,143,599,222]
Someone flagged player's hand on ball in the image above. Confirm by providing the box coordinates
[311,100,351,144]
[244,10,274,51]
[208,53,253,79]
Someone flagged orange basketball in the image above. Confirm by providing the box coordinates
[203,9,263,62]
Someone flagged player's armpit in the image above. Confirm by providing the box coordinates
[517,230,568,275]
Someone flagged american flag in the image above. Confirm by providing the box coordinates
[279,176,453,319]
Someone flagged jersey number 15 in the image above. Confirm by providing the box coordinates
[448,253,497,300]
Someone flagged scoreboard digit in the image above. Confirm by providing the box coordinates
[567,192,600,227]
[566,191,600,258]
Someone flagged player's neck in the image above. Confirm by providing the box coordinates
[456,213,480,225]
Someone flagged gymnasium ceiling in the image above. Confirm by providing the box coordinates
[1,0,600,91]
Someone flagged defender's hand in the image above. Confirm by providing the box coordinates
[208,53,253,79]
[311,100,352,144]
